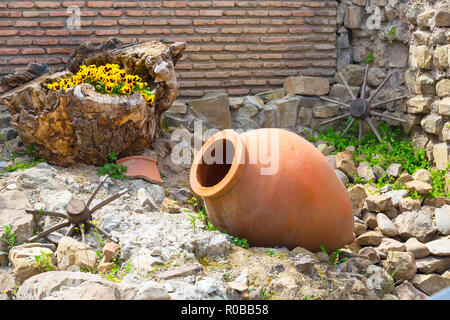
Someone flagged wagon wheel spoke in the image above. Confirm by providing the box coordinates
[320,113,351,126]
[338,71,357,100]
[86,174,109,208]
[320,96,350,108]
[85,221,119,244]
[65,223,76,237]
[342,118,356,137]
[371,95,408,108]
[88,189,129,214]
[370,111,406,123]
[366,117,383,142]
[368,72,393,103]
[360,64,369,99]
[359,120,363,143]
[28,221,70,242]
[25,209,67,220]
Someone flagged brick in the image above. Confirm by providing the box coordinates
[247,10,269,16]
[8,2,34,8]
[215,19,236,25]
[222,27,243,33]
[244,79,267,85]
[146,29,171,35]
[62,2,86,7]
[138,2,163,8]
[223,10,246,16]
[40,21,65,28]
[173,28,195,34]
[0,11,22,17]
[119,19,143,26]
[213,1,234,7]
[0,30,19,36]
[293,10,315,17]
[0,49,20,55]
[192,63,217,70]
[237,19,260,25]
[175,10,200,16]
[269,10,292,17]
[96,29,120,36]
[87,1,113,8]
[168,19,192,25]
[151,10,174,16]
[47,48,74,54]
[144,19,168,26]
[33,39,59,45]
[289,27,313,34]
[211,54,236,60]
[22,11,48,18]
[36,1,61,8]
[36,58,61,64]
[94,20,118,26]
[101,10,124,17]
[10,57,35,65]
[49,11,71,17]
[200,10,222,16]
[21,48,46,55]
[120,28,145,35]
[228,88,250,95]
[126,10,150,16]
[163,1,187,8]
[15,20,38,27]
[7,39,33,46]
[188,1,212,8]
[71,29,94,36]
[189,54,211,61]
[0,21,13,27]
[194,20,215,25]
[113,1,138,8]
[45,30,70,36]
[224,45,247,52]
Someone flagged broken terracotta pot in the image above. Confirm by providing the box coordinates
[116,156,162,185]
[190,128,354,252]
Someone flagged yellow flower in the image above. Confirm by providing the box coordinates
[144,94,155,104]
[120,85,132,95]
[105,83,114,93]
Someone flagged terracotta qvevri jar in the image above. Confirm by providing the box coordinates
[190,128,354,252]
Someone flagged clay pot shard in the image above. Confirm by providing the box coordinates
[190,128,355,252]
[116,156,163,185]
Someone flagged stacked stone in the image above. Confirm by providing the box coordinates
[406,2,450,170]
[334,0,410,131]
[164,75,348,135]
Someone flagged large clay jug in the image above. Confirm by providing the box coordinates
[190,128,354,252]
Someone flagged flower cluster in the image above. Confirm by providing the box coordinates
[47,64,155,105]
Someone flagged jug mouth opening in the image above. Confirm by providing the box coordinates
[190,130,245,198]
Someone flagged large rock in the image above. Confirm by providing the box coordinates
[411,274,450,295]
[421,114,443,135]
[188,92,231,129]
[357,162,376,182]
[336,64,365,86]
[56,237,98,271]
[0,191,34,252]
[405,180,432,195]
[376,213,398,237]
[407,96,433,114]
[394,211,437,242]
[411,169,432,184]
[271,96,299,127]
[377,238,406,254]
[336,151,357,177]
[405,238,430,259]
[381,251,416,281]
[365,195,392,212]
[9,243,56,284]
[396,281,428,300]
[347,185,367,210]
[425,238,450,256]
[16,271,120,300]
[0,40,186,166]
[436,79,450,97]
[356,231,383,246]
[432,143,449,170]
[415,256,450,274]
[399,197,422,213]
[283,76,330,96]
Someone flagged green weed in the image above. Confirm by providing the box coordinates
[97,151,127,180]
[320,245,348,265]
[35,251,55,273]
[0,225,16,256]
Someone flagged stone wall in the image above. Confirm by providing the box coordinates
[405,1,449,170]
[0,0,339,98]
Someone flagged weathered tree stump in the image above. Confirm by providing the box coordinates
[0,39,186,166]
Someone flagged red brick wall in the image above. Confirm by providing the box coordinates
[0,0,338,98]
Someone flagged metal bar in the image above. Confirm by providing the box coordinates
[366,117,383,142]
[320,113,351,126]
[371,111,407,123]
[359,120,363,143]
[86,221,119,243]
[66,223,76,237]
[360,64,369,99]
[338,71,356,100]
[372,95,408,108]
[342,118,355,137]
[320,96,350,108]
[89,189,129,214]
[25,209,67,220]
[86,174,108,208]
[28,221,70,242]
[368,72,393,103]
